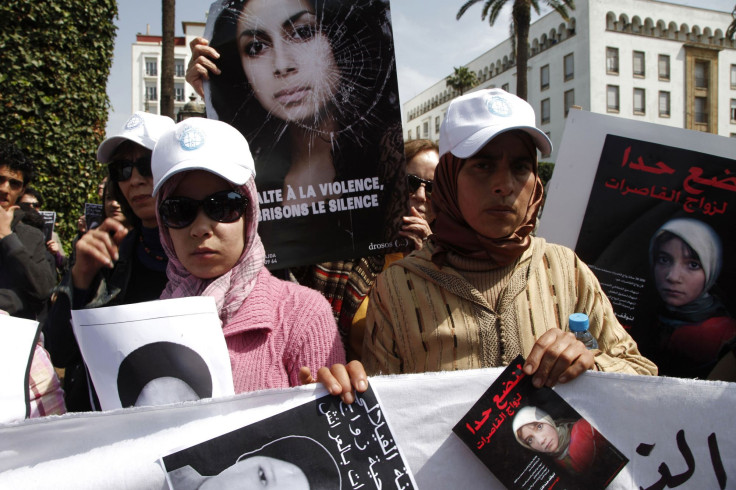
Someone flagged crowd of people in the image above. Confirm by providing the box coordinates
[2,25,734,428]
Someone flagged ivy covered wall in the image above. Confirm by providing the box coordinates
[0,1,118,247]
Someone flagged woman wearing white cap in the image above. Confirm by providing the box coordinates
[152,117,365,401]
[44,112,175,411]
[363,89,656,384]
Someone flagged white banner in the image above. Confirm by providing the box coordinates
[0,315,38,423]
[0,369,733,489]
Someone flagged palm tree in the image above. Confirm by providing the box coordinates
[457,0,575,101]
[160,0,176,118]
[727,4,736,40]
[446,66,479,96]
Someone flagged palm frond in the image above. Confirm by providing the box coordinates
[457,0,484,20]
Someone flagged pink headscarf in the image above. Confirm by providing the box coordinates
[156,172,265,325]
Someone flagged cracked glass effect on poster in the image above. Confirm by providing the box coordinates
[162,385,416,490]
[203,0,407,269]
[574,135,736,378]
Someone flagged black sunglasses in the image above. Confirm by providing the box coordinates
[109,155,152,182]
[159,190,249,229]
[407,174,433,195]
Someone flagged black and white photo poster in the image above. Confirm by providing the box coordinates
[162,385,416,490]
[202,0,408,269]
[71,296,234,410]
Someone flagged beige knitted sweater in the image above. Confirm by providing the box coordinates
[363,237,657,376]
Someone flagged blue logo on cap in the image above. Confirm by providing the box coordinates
[124,114,143,130]
[486,95,512,117]
[178,126,205,151]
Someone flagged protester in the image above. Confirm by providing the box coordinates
[401,139,439,250]
[153,117,364,401]
[649,218,736,378]
[0,144,56,320]
[20,187,67,272]
[44,112,175,411]
[101,176,131,229]
[363,89,657,385]
[186,0,405,261]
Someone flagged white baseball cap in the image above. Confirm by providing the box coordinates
[439,89,552,158]
[151,118,256,196]
[97,112,176,163]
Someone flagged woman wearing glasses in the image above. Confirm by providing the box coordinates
[152,118,361,396]
[402,139,439,251]
[44,112,176,411]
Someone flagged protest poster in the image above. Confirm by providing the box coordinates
[453,356,627,489]
[0,315,39,423]
[71,296,234,411]
[162,385,415,490]
[84,203,104,230]
[537,110,736,378]
[202,0,407,269]
[38,210,56,242]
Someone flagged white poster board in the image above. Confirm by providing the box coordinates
[71,297,234,410]
[0,315,38,423]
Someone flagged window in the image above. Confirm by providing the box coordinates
[422,121,429,138]
[435,116,440,134]
[540,64,550,90]
[730,99,736,122]
[695,60,709,88]
[502,83,510,92]
[416,126,420,138]
[175,59,186,78]
[145,58,157,77]
[145,84,158,101]
[658,91,670,117]
[607,85,620,112]
[633,88,645,114]
[541,98,550,124]
[407,130,412,140]
[633,51,645,77]
[658,55,670,81]
[564,53,574,81]
[564,89,574,116]
[606,47,619,74]
[175,83,185,102]
[731,65,736,88]
[695,97,708,124]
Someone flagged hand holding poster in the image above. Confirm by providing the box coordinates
[162,385,416,490]
[202,0,408,268]
[453,356,627,489]
[71,296,234,410]
[538,110,736,379]
[38,210,56,242]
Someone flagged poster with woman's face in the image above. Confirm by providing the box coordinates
[203,0,408,269]
[71,297,234,411]
[161,386,417,490]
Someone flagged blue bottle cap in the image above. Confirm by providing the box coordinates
[568,313,589,332]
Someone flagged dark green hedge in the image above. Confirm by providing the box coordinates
[0,1,118,250]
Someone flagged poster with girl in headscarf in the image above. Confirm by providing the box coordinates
[538,110,736,379]
[453,356,628,490]
[202,0,407,270]
[161,385,416,490]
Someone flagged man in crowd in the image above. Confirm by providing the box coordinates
[0,143,56,319]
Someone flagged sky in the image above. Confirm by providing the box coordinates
[105,0,734,135]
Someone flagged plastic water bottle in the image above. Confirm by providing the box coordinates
[569,313,598,349]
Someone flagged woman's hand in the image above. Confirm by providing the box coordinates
[523,329,596,388]
[186,37,221,98]
[399,207,431,251]
[46,240,61,256]
[77,214,87,234]
[71,218,129,290]
[299,360,368,404]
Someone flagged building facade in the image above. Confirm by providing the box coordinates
[131,21,205,119]
[403,0,736,161]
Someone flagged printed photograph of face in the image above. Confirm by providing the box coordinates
[117,341,213,408]
[165,436,341,490]
[206,0,406,267]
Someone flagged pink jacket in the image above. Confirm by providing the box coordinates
[223,268,345,393]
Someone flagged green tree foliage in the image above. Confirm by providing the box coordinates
[0,1,118,249]
[457,0,574,100]
[446,66,479,96]
[538,160,554,187]
[728,4,736,40]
